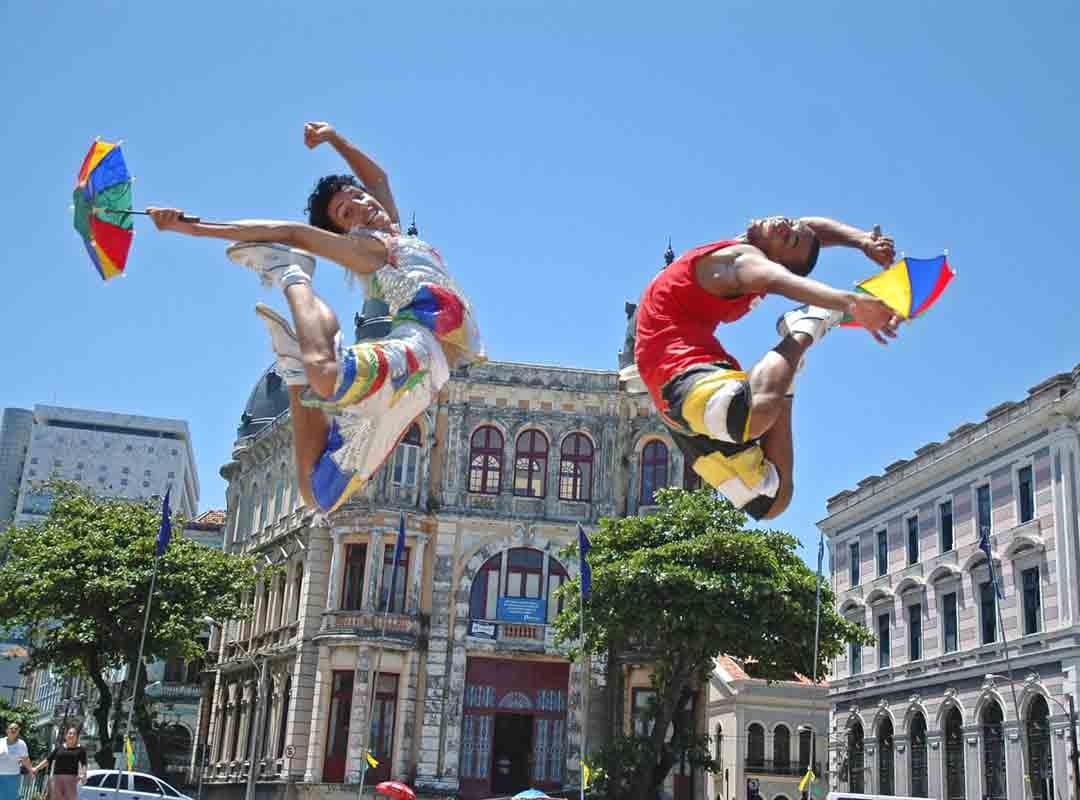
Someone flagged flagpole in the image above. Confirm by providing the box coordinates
[115,487,171,796]
[801,532,825,798]
[577,525,592,800]
[359,513,406,797]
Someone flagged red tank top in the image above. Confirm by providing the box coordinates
[634,239,764,411]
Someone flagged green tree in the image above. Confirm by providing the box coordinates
[0,697,49,760]
[554,488,871,800]
[0,482,257,774]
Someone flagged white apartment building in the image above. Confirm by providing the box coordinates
[819,365,1080,800]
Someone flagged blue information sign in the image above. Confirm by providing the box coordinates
[496,596,547,623]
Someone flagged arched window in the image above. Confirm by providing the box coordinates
[276,573,288,629]
[276,675,292,760]
[944,707,965,800]
[847,722,864,793]
[292,565,304,621]
[468,549,569,625]
[910,712,928,797]
[798,727,813,770]
[982,701,1006,800]
[280,463,293,516]
[514,430,549,498]
[559,433,594,501]
[248,483,260,534]
[1027,696,1053,800]
[747,723,765,768]
[391,424,422,487]
[639,440,669,505]
[877,717,894,795]
[272,474,285,522]
[469,426,503,495]
[773,724,790,770]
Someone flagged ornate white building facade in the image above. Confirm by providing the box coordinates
[819,365,1080,800]
[198,349,685,800]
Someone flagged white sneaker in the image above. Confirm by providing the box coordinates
[777,304,844,345]
[255,303,307,386]
[227,242,315,290]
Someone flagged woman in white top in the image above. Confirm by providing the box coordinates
[0,722,35,800]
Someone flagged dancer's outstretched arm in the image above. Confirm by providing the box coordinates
[147,208,385,276]
[304,121,401,226]
[799,217,895,266]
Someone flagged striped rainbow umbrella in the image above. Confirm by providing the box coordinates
[72,139,134,281]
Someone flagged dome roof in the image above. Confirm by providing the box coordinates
[238,364,290,438]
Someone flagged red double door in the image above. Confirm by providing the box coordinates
[322,669,396,785]
[458,658,570,800]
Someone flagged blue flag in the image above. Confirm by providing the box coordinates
[978,523,1004,599]
[578,524,592,601]
[386,511,407,612]
[155,488,172,557]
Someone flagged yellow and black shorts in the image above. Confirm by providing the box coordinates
[661,363,781,520]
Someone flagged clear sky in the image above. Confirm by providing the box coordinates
[2,1,1077,565]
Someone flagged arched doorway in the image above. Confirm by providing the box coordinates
[876,718,894,795]
[909,712,928,797]
[847,722,864,793]
[981,701,1006,800]
[158,723,193,788]
[1027,695,1053,800]
[944,707,965,800]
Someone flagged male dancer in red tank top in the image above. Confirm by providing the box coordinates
[633,216,898,520]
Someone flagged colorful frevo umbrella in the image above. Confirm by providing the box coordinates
[841,253,955,327]
[73,139,134,281]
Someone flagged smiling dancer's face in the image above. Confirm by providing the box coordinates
[327,185,393,233]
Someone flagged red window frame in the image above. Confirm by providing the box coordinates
[469,426,503,495]
[558,433,594,501]
[640,440,669,505]
[514,430,549,498]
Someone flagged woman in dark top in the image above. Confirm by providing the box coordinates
[33,728,86,800]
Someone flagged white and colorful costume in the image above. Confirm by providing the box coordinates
[308,227,483,512]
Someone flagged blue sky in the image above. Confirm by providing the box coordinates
[2,1,1077,564]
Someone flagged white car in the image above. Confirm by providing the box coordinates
[79,770,193,800]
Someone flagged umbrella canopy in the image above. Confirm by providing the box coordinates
[842,254,955,327]
[73,139,134,280]
[374,781,416,800]
[512,791,553,799]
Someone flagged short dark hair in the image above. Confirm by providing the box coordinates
[795,234,821,276]
[306,174,364,233]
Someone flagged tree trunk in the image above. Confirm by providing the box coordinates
[130,659,166,777]
[87,655,116,769]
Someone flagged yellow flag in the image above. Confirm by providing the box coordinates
[798,768,815,792]
[124,737,135,772]
[365,752,379,768]
[583,763,592,789]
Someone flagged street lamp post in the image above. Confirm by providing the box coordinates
[985,673,1080,800]
[203,618,266,800]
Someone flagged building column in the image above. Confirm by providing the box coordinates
[415,524,459,793]
[326,532,344,611]
[393,649,419,779]
[284,640,317,782]
[893,734,910,796]
[963,725,982,800]
[864,736,878,795]
[1004,720,1024,800]
[565,657,585,790]
[347,648,373,784]
[926,732,943,800]
[303,645,332,783]
[408,533,428,615]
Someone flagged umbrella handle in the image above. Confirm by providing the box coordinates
[108,209,202,223]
